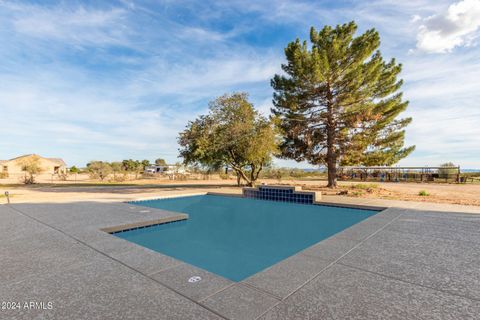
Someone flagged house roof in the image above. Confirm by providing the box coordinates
[0,154,66,166]
[46,158,67,166]
[7,154,36,161]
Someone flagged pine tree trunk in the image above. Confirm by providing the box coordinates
[326,125,337,188]
[326,86,337,188]
[327,155,337,188]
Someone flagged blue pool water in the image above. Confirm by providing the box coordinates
[115,195,377,281]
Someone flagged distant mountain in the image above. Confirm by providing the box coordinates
[462,169,480,173]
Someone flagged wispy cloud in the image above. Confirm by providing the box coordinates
[0,0,478,167]
[0,1,281,164]
[0,68,188,163]
[128,54,281,99]
[1,2,130,47]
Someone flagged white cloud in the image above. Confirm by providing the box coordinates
[255,98,274,117]
[415,0,480,53]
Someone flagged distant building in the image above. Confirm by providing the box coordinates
[0,154,67,177]
[144,164,187,175]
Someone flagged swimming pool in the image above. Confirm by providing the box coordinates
[115,195,378,281]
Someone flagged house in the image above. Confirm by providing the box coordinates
[0,154,67,177]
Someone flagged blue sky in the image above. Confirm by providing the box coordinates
[0,0,479,168]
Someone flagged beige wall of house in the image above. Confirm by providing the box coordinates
[0,154,66,177]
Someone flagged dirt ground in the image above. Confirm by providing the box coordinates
[0,177,479,206]
[294,180,480,206]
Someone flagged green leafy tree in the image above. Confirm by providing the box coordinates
[19,155,43,184]
[155,158,167,166]
[110,162,123,180]
[121,159,137,172]
[178,92,278,187]
[121,159,145,179]
[141,159,150,168]
[69,166,80,174]
[87,161,112,181]
[438,162,458,179]
[272,22,414,188]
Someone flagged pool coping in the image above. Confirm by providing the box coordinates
[107,192,393,302]
[101,213,189,234]
[128,192,209,202]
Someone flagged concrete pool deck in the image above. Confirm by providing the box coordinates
[1,195,480,319]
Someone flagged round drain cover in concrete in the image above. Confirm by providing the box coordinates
[188,276,202,283]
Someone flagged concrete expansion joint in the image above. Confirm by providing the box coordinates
[254,211,406,320]
[336,262,480,303]
[197,283,237,303]
[239,282,283,301]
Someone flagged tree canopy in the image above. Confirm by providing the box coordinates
[178,92,278,186]
[87,161,112,181]
[155,158,167,166]
[438,162,458,179]
[84,159,152,181]
[19,155,43,184]
[272,21,414,187]
[69,166,80,174]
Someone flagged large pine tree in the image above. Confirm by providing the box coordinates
[272,22,415,188]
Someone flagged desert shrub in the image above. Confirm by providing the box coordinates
[289,168,309,178]
[111,174,127,182]
[260,167,326,180]
[463,172,480,183]
[175,173,188,180]
[58,172,68,181]
[219,172,230,180]
[260,168,287,181]
[418,190,429,196]
[352,183,378,190]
